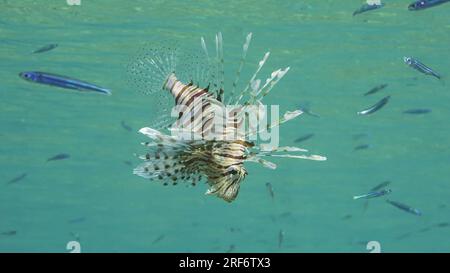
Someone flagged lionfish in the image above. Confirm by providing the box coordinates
[127,33,326,203]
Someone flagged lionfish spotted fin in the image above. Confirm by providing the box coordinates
[128,32,326,203]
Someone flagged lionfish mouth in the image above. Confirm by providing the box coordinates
[127,32,326,202]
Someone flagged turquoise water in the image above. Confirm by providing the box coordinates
[1,0,450,253]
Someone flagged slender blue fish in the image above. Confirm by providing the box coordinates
[386,200,422,216]
[404,57,441,80]
[19,71,111,95]
[408,0,450,10]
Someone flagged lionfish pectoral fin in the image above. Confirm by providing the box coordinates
[250,144,327,163]
[246,109,303,138]
[138,127,162,139]
[270,154,327,161]
[205,178,241,203]
[246,156,277,170]
[268,109,303,129]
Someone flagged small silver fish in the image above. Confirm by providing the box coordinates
[419,227,432,233]
[341,214,352,220]
[70,232,81,241]
[32,43,58,54]
[68,217,86,224]
[152,235,165,245]
[354,144,370,151]
[403,108,431,115]
[47,153,70,162]
[352,133,370,140]
[278,230,284,248]
[265,182,275,200]
[396,232,412,240]
[226,244,236,253]
[362,181,391,211]
[1,230,17,236]
[386,199,422,216]
[353,2,385,16]
[298,102,320,118]
[353,189,392,200]
[364,83,388,96]
[371,181,391,192]
[357,96,391,115]
[121,121,132,132]
[434,222,450,228]
[404,57,441,79]
[123,160,132,166]
[229,227,242,233]
[294,133,314,143]
[6,173,27,185]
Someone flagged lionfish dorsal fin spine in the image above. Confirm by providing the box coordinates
[201,37,209,61]
[234,51,271,106]
[215,32,225,102]
[253,67,290,103]
[228,32,253,105]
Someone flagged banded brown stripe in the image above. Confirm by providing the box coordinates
[214,153,246,160]
[184,89,208,108]
[174,83,192,104]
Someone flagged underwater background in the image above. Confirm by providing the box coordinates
[1,0,450,252]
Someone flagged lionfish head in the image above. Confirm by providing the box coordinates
[226,164,248,181]
[206,164,248,203]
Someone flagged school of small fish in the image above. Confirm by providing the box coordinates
[346,0,447,221]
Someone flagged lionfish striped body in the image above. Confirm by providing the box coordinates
[128,33,326,202]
